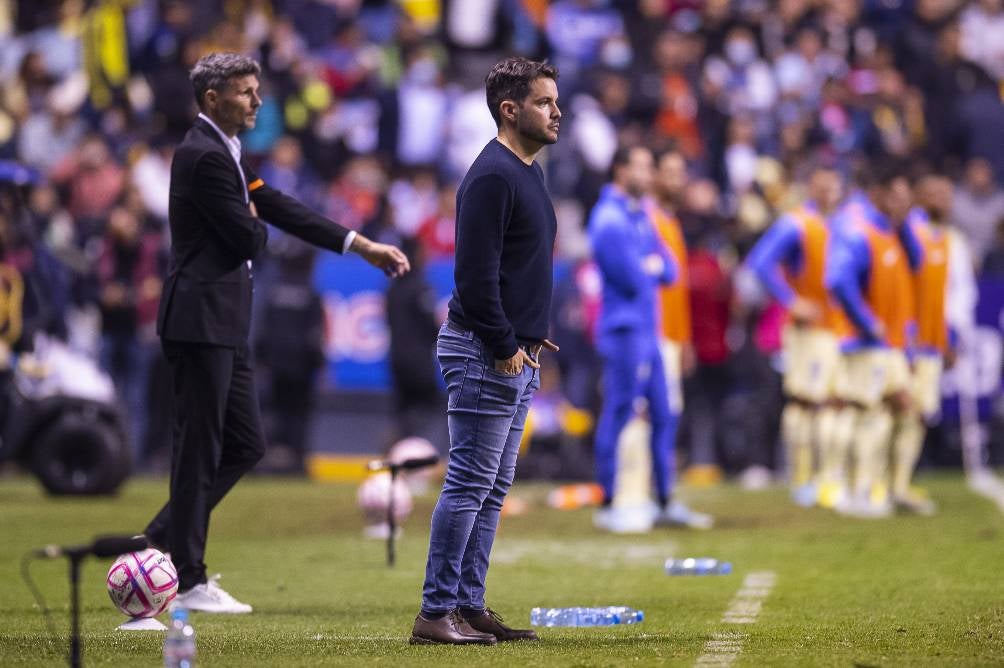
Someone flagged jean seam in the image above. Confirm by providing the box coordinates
[461,514,480,609]
[447,358,469,411]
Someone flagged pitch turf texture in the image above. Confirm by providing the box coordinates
[1,474,1002,667]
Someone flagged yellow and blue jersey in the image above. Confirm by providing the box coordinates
[746,202,844,331]
[906,209,951,356]
[649,204,691,344]
[825,196,919,351]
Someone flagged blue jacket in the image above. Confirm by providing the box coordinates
[588,185,675,337]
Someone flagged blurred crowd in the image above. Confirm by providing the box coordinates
[1,0,1003,477]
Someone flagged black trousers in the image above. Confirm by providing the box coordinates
[145,341,265,591]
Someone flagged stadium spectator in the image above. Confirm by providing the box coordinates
[256,239,326,474]
[385,237,443,442]
[16,87,86,173]
[49,134,126,236]
[952,158,1004,266]
[415,183,457,259]
[981,218,1004,277]
[129,139,173,225]
[96,204,164,464]
[958,0,1004,82]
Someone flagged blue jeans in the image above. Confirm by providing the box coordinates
[594,328,677,505]
[421,322,539,615]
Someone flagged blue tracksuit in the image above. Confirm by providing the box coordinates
[588,185,677,505]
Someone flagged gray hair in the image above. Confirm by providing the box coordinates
[190,53,261,109]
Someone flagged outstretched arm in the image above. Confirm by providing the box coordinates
[243,162,408,277]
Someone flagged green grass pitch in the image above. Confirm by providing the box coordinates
[1,473,1002,666]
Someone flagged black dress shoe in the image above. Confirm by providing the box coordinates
[410,611,498,645]
[462,607,539,642]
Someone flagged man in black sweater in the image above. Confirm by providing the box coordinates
[410,57,561,646]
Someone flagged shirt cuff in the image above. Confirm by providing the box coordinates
[342,230,357,254]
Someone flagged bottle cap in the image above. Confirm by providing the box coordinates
[170,607,189,621]
[721,562,733,574]
[636,611,644,622]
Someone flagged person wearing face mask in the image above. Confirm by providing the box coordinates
[383,45,449,168]
[702,25,777,130]
[824,162,921,518]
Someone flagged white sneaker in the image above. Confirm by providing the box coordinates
[593,506,653,534]
[363,522,402,540]
[172,574,252,614]
[738,466,773,491]
[791,483,818,508]
[893,491,937,516]
[835,494,892,519]
[654,501,714,530]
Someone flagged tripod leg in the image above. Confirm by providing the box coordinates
[70,556,82,668]
[388,471,396,567]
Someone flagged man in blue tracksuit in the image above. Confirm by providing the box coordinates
[589,146,709,532]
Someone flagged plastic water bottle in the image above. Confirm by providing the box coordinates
[664,557,732,575]
[163,608,196,668]
[530,606,644,627]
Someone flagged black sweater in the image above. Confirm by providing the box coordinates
[447,139,557,360]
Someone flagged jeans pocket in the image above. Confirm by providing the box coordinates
[444,359,469,411]
[485,361,520,379]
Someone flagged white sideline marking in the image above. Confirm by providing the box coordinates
[695,631,745,666]
[492,539,676,568]
[968,470,1004,515]
[694,571,777,667]
[721,571,776,624]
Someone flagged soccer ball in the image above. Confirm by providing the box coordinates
[387,437,442,494]
[357,471,413,526]
[106,549,178,618]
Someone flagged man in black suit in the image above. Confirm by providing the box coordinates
[143,53,409,613]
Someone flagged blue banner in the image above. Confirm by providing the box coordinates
[313,256,456,390]
[941,278,1004,422]
[313,258,572,390]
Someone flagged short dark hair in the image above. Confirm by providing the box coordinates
[609,145,650,180]
[485,57,558,127]
[866,158,912,189]
[190,52,261,110]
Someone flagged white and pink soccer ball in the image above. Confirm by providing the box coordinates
[357,471,413,526]
[387,437,442,495]
[106,549,178,618]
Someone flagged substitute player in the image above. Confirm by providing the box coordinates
[648,150,712,528]
[892,173,976,514]
[746,166,844,506]
[825,164,919,518]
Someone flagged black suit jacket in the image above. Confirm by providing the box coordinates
[157,118,350,346]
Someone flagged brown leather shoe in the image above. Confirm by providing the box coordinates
[410,611,498,645]
[462,607,539,642]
